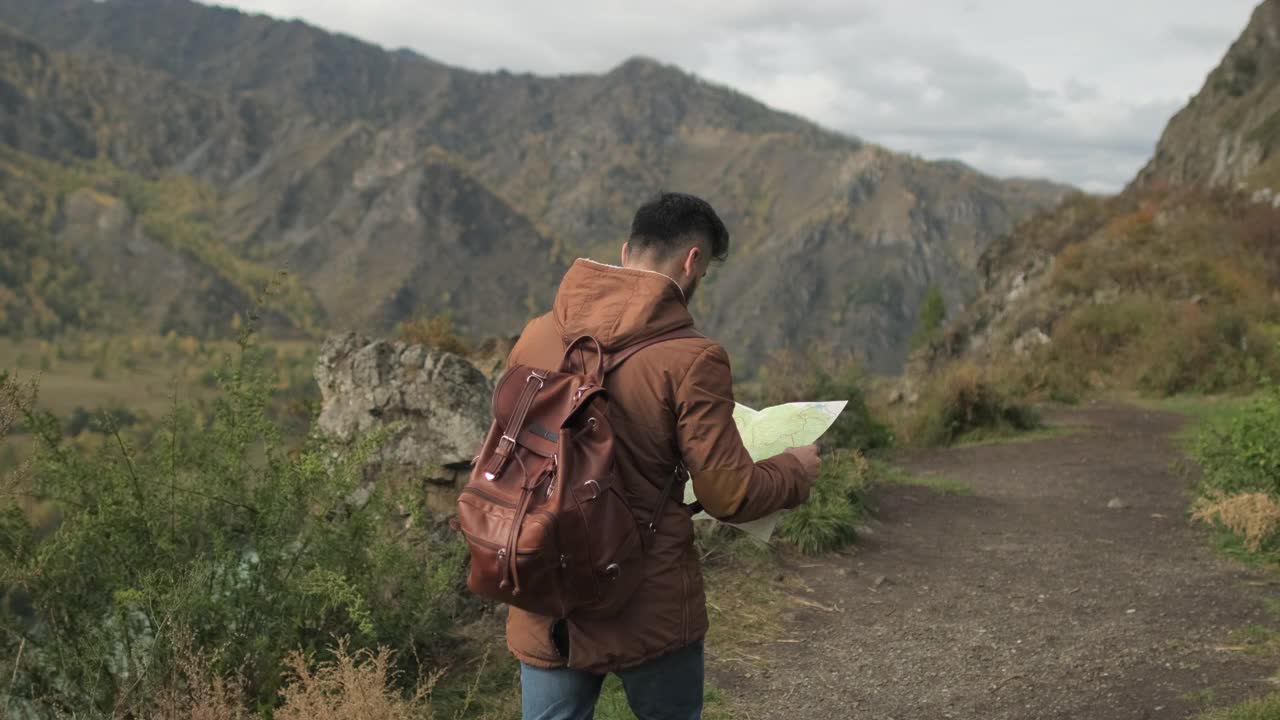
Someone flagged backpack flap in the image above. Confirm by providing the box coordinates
[481,365,560,480]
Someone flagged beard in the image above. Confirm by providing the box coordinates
[682,274,700,303]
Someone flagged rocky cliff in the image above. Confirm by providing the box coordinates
[314,333,492,516]
[1135,0,1280,191]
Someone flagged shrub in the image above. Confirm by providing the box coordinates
[1193,385,1280,498]
[753,349,892,452]
[1050,298,1162,371]
[0,333,467,716]
[399,315,472,357]
[907,363,1038,447]
[777,450,870,555]
[1139,306,1275,396]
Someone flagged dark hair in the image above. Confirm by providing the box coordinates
[628,192,730,262]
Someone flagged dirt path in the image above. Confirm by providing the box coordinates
[718,405,1278,720]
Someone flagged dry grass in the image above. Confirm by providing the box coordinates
[1192,492,1280,552]
[399,315,473,358]
[276,641,437,720]
[146,639,439,720]
[703,559,787,667]
[151,646,251,720]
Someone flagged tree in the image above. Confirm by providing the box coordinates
[910,286,947,351]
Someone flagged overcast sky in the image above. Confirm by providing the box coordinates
[221,0,1259,192]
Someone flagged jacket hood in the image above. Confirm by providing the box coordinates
[552,259,695,350]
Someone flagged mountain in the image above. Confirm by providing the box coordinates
[1134,0,1280,191]
[912,0,1280,399]
[0,0,1071,372]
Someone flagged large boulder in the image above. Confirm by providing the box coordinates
[315,333,493,514]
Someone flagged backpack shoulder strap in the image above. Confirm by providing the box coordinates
[603,328,704,374]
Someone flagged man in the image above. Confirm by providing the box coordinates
[505,192,821,720]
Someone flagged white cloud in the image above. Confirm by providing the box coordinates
[218,0,1261,191]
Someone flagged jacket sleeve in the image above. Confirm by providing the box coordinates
[675,344,810,523]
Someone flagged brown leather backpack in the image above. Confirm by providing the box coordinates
[456,329,700,618]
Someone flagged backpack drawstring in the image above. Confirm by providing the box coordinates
[499,453,553,596]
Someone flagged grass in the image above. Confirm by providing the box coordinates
[702,544,789,666]
[1130,393,1263,448]
[776,450,871,555]
[0,335,318,417]
[1230,624,1280,658]
[876,462,972,495]
[1193,614,1280,720]
[1197,694,1280,720]
[1186,688,1220,706]
[950,423,1083,448]
[1208,530,1280,569]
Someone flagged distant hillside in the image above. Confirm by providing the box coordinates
[913,0,1280,400]
[0,0,1070,372]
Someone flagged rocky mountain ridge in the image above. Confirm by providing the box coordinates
[0,0,1071,372]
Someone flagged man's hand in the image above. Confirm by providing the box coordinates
[784,444,821,502]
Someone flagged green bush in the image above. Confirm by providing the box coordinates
[753,349,892,452]
[908,363,1039,447]
[0,334,467,717]
[1193,384,1280,498]
[777,450,870,555]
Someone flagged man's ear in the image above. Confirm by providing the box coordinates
[683,245,703,277]
[621,241,630,266]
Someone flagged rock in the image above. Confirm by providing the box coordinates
[1106,498,1129,510]
[315,333,493,515]
[1012,327,1051,357]
[1005,272,1029,303]
[873,575,893,589]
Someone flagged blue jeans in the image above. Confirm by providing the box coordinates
[521,641,704,720]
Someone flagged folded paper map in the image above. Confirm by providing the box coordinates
[683,400,848,542]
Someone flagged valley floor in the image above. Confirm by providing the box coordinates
[720,406,1278,719]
